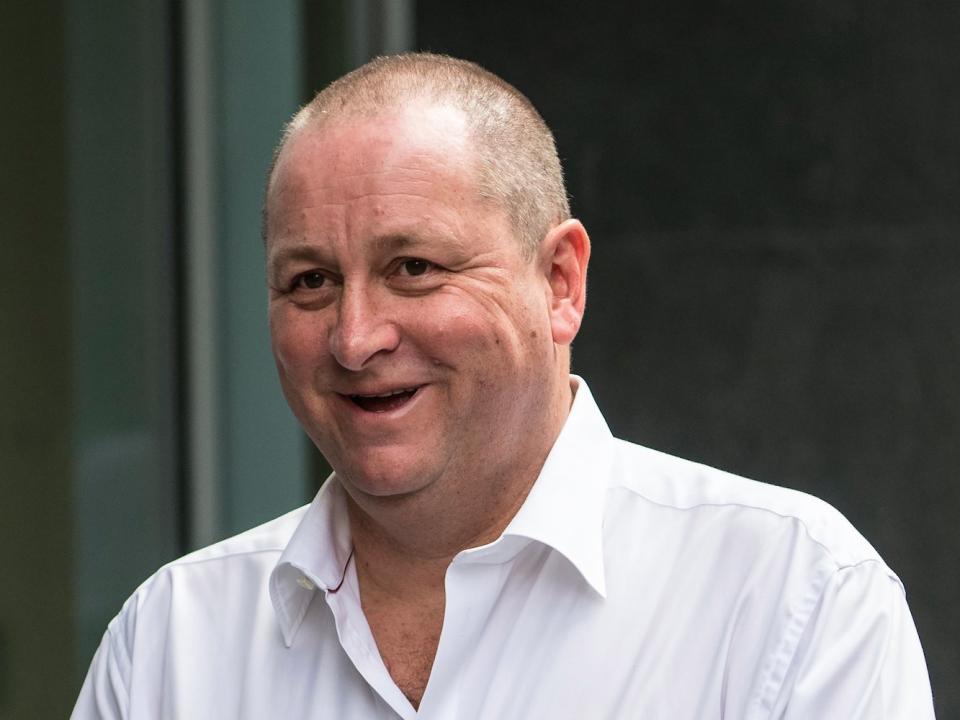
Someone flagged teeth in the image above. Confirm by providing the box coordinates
[352,387,417,399]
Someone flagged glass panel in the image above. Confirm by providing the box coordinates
[66,0,181,684]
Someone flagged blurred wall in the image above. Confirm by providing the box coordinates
[0,3,310,715]
[66,0,183,681]
[0,4,74,718]
[417,2,959,715]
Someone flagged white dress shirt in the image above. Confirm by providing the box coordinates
[73,377,934,719]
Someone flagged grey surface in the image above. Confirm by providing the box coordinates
[0,4,74,718]
[214,0,308,540]
[417,1,960,714]
[66,0,182,687]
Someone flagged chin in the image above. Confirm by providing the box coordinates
[334,456,438,500]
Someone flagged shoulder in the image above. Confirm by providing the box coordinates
[582,438,933,716]
[147,504,306,587]
[110,504,309,636]
[604,438,893,578]
[74,506,311,717]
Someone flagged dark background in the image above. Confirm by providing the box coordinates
[415,2,959,714]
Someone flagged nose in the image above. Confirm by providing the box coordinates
[328,285,400,371]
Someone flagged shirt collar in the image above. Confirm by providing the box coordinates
[465,375,612,598]
[270,375,613,645]
[269,479,353,647]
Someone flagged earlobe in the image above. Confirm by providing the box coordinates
[541,219,591,346]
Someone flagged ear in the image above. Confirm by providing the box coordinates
[538,219,591,346]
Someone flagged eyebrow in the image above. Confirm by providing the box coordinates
[267,232,468,276]
[266,244,326,279]
[377,231,471,256]
[268,236,411,269]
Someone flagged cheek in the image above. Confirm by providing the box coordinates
[412,300,501,356]
[412,291,543,368]
[269,309,329,374]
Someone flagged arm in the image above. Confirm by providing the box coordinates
[71,619,133,720]
[775,562,934,719]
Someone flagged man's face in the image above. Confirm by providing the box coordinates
[266,105,561,502]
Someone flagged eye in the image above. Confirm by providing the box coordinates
[398,258,432,276]
[293,271,326,290]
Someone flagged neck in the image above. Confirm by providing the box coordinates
[344,468,535,600]
[344,374,573,596]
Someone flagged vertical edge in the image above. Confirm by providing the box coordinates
[382,0,415,55]
[348,0,371,68]
[182,0,222,549]
[348,0,415,68]
[218,0,308,534]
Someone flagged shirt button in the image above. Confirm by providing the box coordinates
[296,575,315,590]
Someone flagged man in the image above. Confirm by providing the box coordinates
[74,53,934,718]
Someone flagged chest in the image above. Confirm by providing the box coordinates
[144,548,795,720]
[362,596,445,708]
[314,558,765,718]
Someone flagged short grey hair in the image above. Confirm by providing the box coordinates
[265,53,570,258]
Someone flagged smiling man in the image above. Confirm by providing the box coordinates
[74,54,934,719]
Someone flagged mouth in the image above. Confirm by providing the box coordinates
[345,386,422,413]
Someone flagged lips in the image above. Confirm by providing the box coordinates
[346,386,421,413]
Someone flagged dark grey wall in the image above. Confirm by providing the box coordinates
[417,2,959,715]
[0,4,74,718]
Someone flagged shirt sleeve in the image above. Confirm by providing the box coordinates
[775,561,935,719]
[71,618,133,720]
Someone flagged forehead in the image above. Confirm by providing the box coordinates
[264,104,514,265]
[269,104,477,206]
